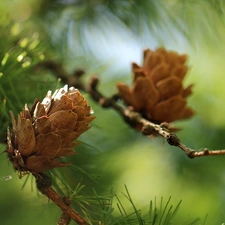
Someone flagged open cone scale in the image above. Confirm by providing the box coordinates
[5,85,95,176]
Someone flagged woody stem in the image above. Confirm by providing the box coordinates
[34,173,90,225]
[87,77,225,158]
[38,60,225,158]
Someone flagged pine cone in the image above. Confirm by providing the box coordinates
[117,47,195,123]
[6,85,95,177]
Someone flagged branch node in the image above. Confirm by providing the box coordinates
[187,150,197,159]
[166,133,180,146]
[89,76,99,89]
[35,173,52,191]
[99,97,111,108]
[112,94,120,101]
[203,148,209,155]
[142,125,154,135]
[73,69,85,78]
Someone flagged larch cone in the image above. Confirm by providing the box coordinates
[6,85,95,177]
[117,47,195,124]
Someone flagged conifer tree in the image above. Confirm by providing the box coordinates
[1,1,225,224]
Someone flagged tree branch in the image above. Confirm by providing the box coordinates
[87,77,225,158]
[38,60,225,158]
[34,173,90,225]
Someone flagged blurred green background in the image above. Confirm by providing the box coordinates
[1,0,225,224]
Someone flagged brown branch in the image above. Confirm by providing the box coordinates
[38,60,225,158]
[138,114,225,158]
[57,197,72,225]
[86,77,225,159]
[34,173,90,225]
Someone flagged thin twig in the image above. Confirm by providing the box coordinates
[38,60,225,158]
[58,197,72,225]
[34,173,90,225]
[86,76,225,158]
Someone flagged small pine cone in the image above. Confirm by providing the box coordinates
[117,47,195,123]
[5,85,95,176]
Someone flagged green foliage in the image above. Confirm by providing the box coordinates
[61,183,203,225]
[0,24,58,139]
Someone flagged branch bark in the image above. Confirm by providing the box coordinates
[87,77,225,158]
[34,173,90,225]
[38,60,225,159]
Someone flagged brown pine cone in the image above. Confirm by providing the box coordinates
[5,85,95,177]
[117,47,195,123]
